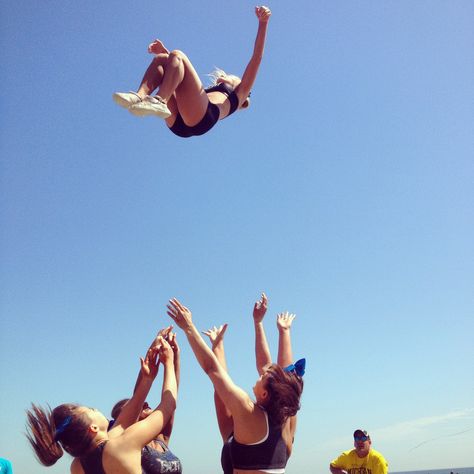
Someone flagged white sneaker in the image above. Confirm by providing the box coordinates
[129,96,171,119]
[113,91,142,109]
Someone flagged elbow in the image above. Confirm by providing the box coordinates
[203,362,216,377]
[162,389,177,412]
[200,354,219,377]
[202,363,222,384]
[166,395,177,415]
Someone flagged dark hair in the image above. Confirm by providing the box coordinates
[111,398,129,420]
[262,364,304,426]
[26,403,96,466]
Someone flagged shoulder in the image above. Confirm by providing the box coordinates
[103,433,126,452]
[369,449,388,469]
[233,84,250,105]
[370,449,387,461]
[370,449,387,462]
[70,457,85,474]
[331,449,354,465]
[337,449,354,456]
[343,449,358,462]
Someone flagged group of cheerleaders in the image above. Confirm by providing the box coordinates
[26,6,307,474]
[27,294,305,473]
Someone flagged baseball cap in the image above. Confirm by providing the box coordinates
[353,429,370,439]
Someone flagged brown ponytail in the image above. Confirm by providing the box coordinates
[26,404,63,466]
[262,364,304,426]
[26,403,96,466]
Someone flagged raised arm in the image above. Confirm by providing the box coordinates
[253,292,272,375]
[109,330,172,437]
[132,326,172,392]
[203,324,229,372]
[277,311,299,437]
[203,324,233,441]
[235,6,271,104]
[118,338,177,450]
[277,312,296,367]
[167,299,252,416]
[160,331,180,443]
[168,331,181,389]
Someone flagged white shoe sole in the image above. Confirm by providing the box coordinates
[113,92,142,109]
[129,103,171,119]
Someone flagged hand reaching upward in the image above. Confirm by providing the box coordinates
[167,298,193,330]
[255,5,271,23]
[202,324,228,350]
[140,347,160,380]
[158,337,174,365]
[149,326,173,352]
[253,292,268,323]
[277,312,296,332]
[168,331,180,357]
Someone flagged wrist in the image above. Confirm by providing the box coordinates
[185,324,196,336]
[213,341,224,351]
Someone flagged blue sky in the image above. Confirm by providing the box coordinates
[1,0,473,472]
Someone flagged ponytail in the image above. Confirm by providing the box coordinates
[263,364,304,426]
[26,403,96,466]
[26,404,63,466]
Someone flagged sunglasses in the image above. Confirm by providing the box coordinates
[354,436,369,442]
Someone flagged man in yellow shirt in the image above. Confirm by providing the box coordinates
[330,429,388,474]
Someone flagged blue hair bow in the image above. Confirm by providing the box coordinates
[54,415,72,441]
[284,358,306,376]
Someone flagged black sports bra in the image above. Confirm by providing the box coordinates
[230,411,289,471]
[205,82,240,116]
[78,439,182,474]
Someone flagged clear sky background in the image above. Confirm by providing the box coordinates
[1,0,473,472]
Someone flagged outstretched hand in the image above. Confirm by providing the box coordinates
[168,331,180,357]
[140,346,160,379]
[167,298,193,330]
[202,324,228,349]
[277,312,296,331]
[158,337,174,365]
[255,5,271,23]
[253,292,268,323]
[149,326,173,351]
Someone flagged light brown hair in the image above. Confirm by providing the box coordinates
[262,364,304,426]
[26,403,96,466]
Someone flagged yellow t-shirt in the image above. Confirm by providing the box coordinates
[331,449,388,474]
